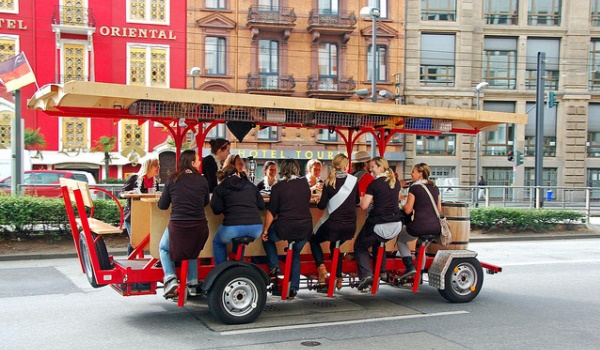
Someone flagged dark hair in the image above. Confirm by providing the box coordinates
[216,165,237,182]
[209,138,230,154]
[173,149,199,182]
[279,158,301,180]
[263,160,276,174]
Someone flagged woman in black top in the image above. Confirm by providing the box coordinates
[202,138,230,193]
[354,157,403,292]
[157,150,210,297]
[210,165,265,264]
[396,163,442,280]
[261,158,312,298]
[310,154,359,289]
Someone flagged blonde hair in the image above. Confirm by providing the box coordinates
[325,154,348,188]
[371,156,397,189]
[413,163,435,186]
[279,158,301,180]
[135,158,159,188]
[306,159,322,173]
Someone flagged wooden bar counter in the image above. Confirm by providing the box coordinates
[128,195,399,259]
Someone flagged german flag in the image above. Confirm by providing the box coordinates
[0,52,36,92]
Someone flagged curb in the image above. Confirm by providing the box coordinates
[2,233,600,261]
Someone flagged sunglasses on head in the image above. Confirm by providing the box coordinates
[219,142,230,151]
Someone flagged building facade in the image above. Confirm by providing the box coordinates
[0,0,407,183]
[404,0,600,198]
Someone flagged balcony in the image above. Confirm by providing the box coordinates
[52,5,96,35]
[306,75,356,100]
[246,73,295,96]
[307,9,356,43]
[247,6,296,41]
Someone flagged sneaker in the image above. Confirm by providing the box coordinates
[357,276,373,291]
[187,283,202,297]
[163,277,179,298]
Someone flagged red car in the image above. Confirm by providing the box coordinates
[0,170,96,197]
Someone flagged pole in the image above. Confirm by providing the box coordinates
[475,89,480,207]
[10,89,23,197]
[371,15,377,103]
[535,52,545,208]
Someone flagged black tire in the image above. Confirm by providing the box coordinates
[438,257,484,303]
[207,266,267,325]
[79,233,111,288]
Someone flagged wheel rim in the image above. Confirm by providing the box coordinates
[220,277,259,317]
[450,263,477,296]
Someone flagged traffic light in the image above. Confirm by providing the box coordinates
[548,91,556,108]
[507,151,514,162]
[516,150,524,166]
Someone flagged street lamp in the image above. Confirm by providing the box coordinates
[189,67,201,90]
[474,81,489,207]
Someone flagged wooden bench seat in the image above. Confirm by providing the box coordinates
[76,218,122,235]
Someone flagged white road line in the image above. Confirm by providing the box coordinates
[219,310,469,335]
[501,259,600,267]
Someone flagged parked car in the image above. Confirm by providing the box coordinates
[0,170,97,197]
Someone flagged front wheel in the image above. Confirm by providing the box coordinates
[79,233,111,288]
[207,266,267,325]
[438,257,483,303]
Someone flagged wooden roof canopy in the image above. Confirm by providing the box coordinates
[27,81,527,135]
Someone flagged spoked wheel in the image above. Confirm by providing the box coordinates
[438,257,484,303]
[207,266,267,324]
[79,233,111,288]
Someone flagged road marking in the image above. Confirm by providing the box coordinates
[219,310,469,335]
[502,259,600,267]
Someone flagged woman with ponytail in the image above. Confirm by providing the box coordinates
[353,157,404,292]
[310,154,359,289]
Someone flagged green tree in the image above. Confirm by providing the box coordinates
[92,136,116,180]
[24,127,47,159]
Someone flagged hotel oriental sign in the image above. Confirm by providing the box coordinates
[98,26,177,40]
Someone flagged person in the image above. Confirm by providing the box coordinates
[157,149,210,298]
[210,165,265,264]
[202,138,231,193]
[351,150,374,197]
[120,157,160,255]
[478,176,487,200]
[305,158,324,193]
[261,158,312,298]
[354,156,403,292]
[257,160,277,193]
[223,154,249,180]
[310,154,359,290]
[397,163,442,280]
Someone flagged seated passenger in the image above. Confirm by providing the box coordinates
[397,163,442,280]
[157,149,210,297]
[257,160,278,194]
[223,154,249,180]
[353,157,403,292]
[351,150,374,197]
[261,158,312,298]
[210,165,265,264]
[310,154,359,289]
[304,158,324,194]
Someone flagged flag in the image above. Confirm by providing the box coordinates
[0,52,37,92]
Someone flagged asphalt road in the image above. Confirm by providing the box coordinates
[1,238,599,350]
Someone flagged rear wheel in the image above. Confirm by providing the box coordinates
[79,233,111,288]
[438,257,483,303]
[207,266,267,324]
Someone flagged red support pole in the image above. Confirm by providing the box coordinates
[372,242,385,294]
[281,242,294,300]
[327,241,341,297]
[177,260,188,307]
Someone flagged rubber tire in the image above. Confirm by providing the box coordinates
[438,257,484,303]
[79,233,111,288]
[207,266,267,325]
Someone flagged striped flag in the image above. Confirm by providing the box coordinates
[0,52,37,92]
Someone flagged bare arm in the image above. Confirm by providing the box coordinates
[403,193,415,214]
[262,210,274,241]
[360,194,373,211]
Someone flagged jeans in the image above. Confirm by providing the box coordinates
[262,227,307,291]
[212,224,262,264]
[159,227,198,285]
[124,220,133,255]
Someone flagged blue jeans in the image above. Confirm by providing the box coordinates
[124,220,133,255]
[212,224,262,264]
[159,227,198,285]
[262,227,307,291]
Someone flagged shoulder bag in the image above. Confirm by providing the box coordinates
[419,184,452,247]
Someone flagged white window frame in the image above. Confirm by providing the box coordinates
[126,0,170,25]
[0,0,19,14]
[126,43,171,88]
